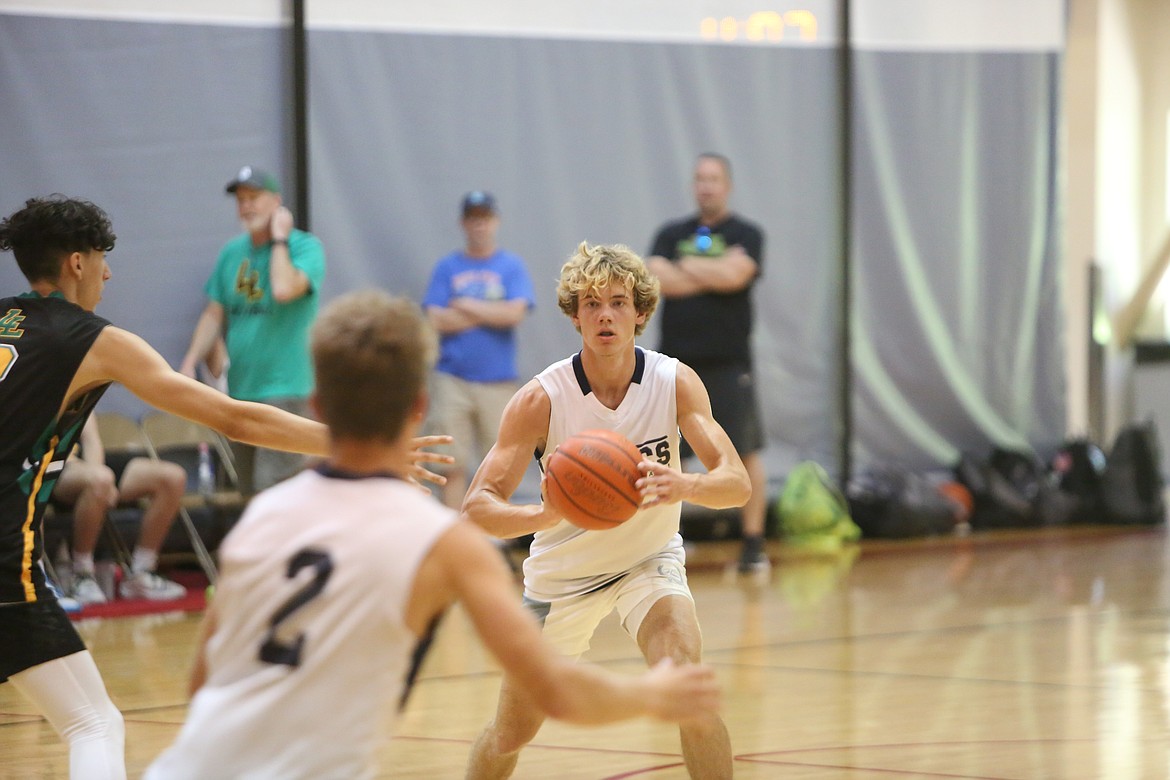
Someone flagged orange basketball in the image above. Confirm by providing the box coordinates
[545,429,644,530]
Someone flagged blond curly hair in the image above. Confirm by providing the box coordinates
[555,242,660,336]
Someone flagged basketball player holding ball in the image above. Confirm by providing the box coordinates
[464,242,751,779]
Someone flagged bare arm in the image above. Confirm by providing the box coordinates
[179,302,225,379]
[646,255,706,298]
[677,245,758,293]
[637,363,750,510]
[450,297,529,328]
[75,327,330,456]
[407,522,721,725]
[82,329,451,483]
[187,600,218,696]
[205,338,228,380]
[460,379,562,538]
[268,207,311,303]
[77,419,105,466]
[426,305,479,335]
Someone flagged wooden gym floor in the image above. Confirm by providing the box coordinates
[3,524,1169,778]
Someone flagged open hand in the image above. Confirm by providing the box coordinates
[405,434,454,488]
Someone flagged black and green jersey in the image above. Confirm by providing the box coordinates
[0,292,109,604]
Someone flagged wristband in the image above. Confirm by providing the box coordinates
[272,238,289,247]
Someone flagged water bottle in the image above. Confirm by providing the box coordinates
[695,226,712,254]
[197,442,215,496]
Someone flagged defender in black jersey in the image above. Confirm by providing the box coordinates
[0,196,454,780]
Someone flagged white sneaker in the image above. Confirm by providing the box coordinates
[43,568,82,613]
[70,573,108,605]
[120,570,186,601]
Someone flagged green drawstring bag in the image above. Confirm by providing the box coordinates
[776,461,862,551]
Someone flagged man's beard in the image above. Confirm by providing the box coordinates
[241,215,268,233]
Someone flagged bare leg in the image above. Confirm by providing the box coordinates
[10,651,126,780]
[737,451,770,572]
[465,676,546,780]
[637,595,732,779]
[53,461,118,562]
[116,458,186,556]
[740,451,768,538]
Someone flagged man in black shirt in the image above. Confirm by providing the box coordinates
[647,153,770,574]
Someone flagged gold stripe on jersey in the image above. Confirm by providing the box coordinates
[20,436,57,601]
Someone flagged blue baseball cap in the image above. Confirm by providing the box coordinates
[461,190,497,216]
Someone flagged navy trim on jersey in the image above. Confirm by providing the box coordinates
[314,463,405,482]
[570,347,646,396]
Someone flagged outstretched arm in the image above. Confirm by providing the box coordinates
[461,379,562,538]
[76,326,329,455]
[74,327,453,484]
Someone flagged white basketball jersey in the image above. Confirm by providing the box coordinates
[145,469,458,780]
[525,347,684,601]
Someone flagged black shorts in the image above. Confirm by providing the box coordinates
[682,362,764,459]
[0,599,86,682]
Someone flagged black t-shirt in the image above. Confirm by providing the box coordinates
[0,293,109,603]
[649,213,764,365]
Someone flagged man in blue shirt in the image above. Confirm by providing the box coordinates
[424,192,535,507]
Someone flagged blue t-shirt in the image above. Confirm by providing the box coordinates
[422,249,535,382]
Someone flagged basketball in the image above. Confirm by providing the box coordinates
[545,429,644,530]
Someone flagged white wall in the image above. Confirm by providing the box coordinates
[1064,0,1170,441]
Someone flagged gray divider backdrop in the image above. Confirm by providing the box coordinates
[0,10,1063,497]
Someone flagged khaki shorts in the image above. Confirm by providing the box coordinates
[432,372,517,473]
[522,550,692,657]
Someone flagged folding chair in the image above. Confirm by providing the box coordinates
[89,412,153,573]
[137,411,239,583]
[139,412,239,490]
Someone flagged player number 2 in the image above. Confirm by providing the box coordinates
[259,548,334,668]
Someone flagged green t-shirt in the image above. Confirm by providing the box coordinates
[205,229,326,402]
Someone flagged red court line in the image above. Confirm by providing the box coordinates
[391,733,681,759]
[602,762,687,778]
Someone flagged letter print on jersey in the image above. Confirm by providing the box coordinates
[0,308,27,338]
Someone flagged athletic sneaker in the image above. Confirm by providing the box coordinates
[43,568,82,613]
[737,536,772,575]
[738,552,772,575]
[119,570,186,601]
[70,573,109,605]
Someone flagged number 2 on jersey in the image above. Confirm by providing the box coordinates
[259,548,334,668]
